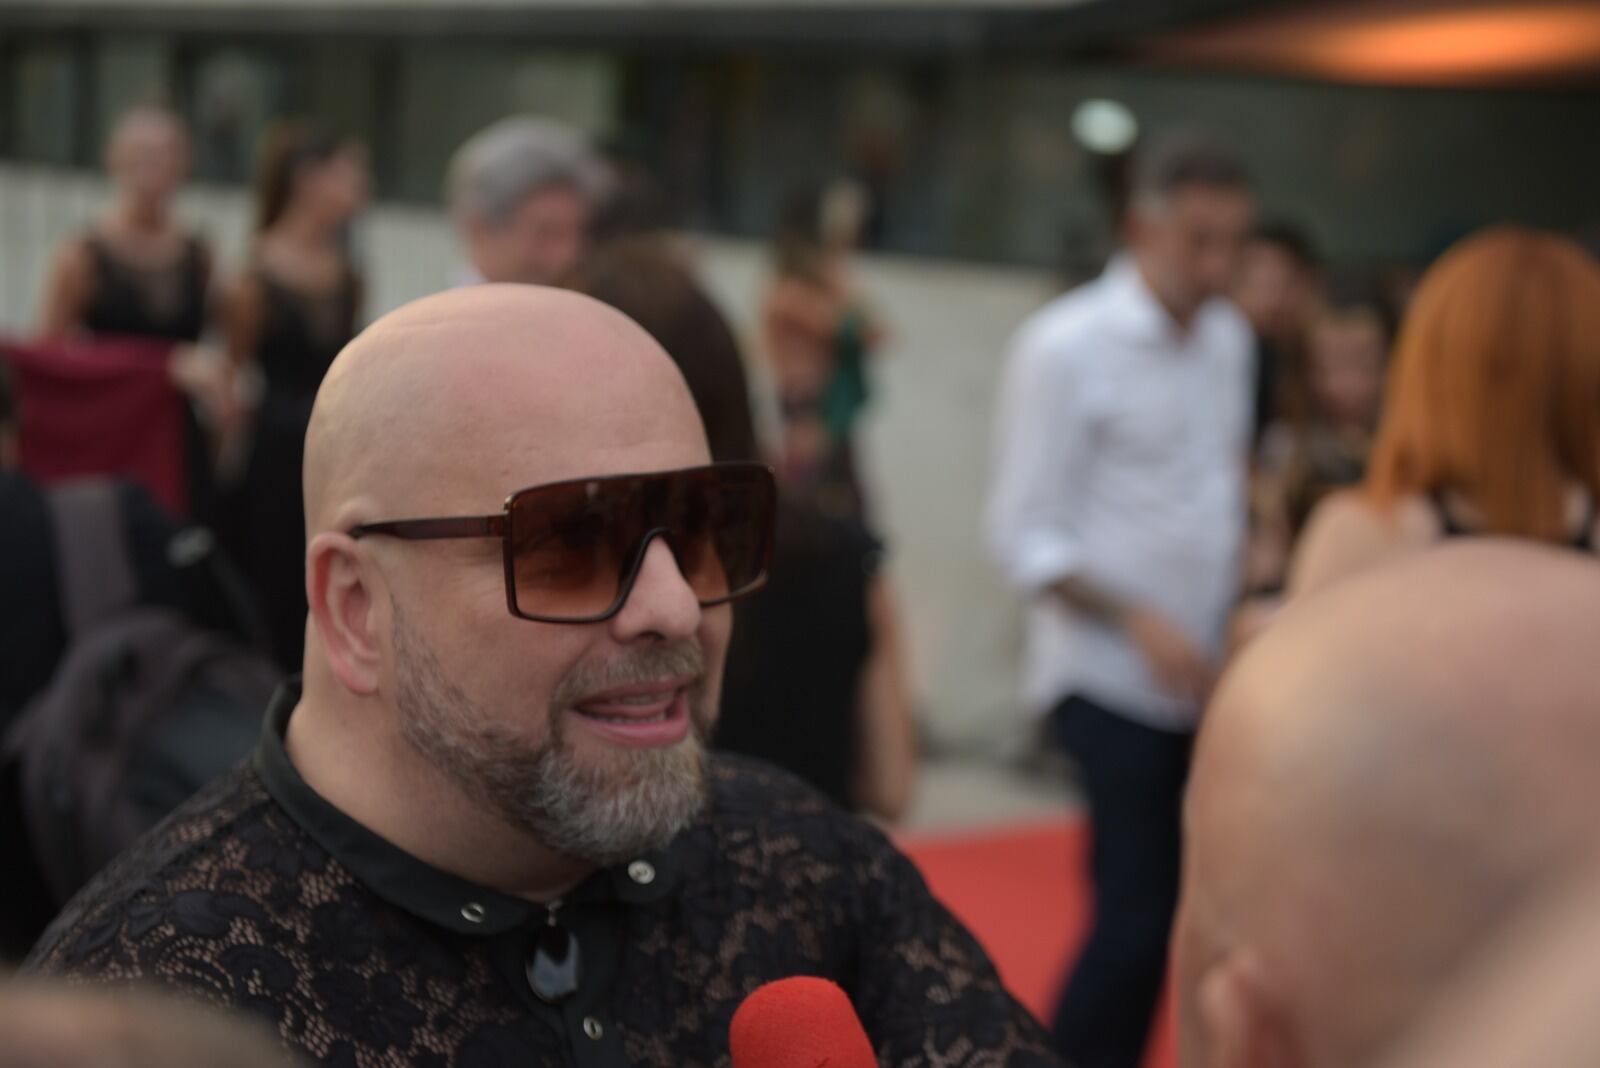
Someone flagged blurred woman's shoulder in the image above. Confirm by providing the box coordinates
[1288,488,1438,599]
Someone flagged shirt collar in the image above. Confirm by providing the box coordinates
[1102,252,1223,346]
[252,681,681,936]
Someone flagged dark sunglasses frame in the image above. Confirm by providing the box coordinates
[349,462,776,624]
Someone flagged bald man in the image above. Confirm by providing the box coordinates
[1365,869,1600,1068]
[28,286,1058,1068]
[1175,542,1600,1068]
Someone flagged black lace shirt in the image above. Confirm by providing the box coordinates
[27,686,1061,1068]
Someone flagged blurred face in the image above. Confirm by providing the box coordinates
[1234,243,1317,341]
[1309,314,1386,427]
[108,115,189,207]
[1131,185,1255,319]
[472,184,591,285]
[373,357,727,865]
[821,182,868,253]
[300,144,371,225]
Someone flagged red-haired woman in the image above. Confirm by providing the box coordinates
[1290,226,1600,595]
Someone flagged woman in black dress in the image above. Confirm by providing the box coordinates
[565,236,918,820]
[38,106,210,345]
[221,122,368,672]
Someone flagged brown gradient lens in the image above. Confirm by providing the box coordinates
[506,465,773,622]
[665,465,773,605]
[699,466,774,601]
[507,479,632,621]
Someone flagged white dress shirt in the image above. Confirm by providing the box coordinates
[985,255,1253,730]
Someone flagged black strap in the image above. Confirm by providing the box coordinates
[1429,490,1469,539]
[1434,488,1599,552]
[1575,494,1598,553]
[82,233,114,277]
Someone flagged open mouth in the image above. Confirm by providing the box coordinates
[570,678,695,748]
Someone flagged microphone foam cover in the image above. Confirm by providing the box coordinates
[729,976,878,1068]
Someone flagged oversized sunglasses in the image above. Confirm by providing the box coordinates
[349,463,776,623]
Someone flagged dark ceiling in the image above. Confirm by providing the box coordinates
[0,0,1280,56]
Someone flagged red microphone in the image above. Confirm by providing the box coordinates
[729,976,878,1068]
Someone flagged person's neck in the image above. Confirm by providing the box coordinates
[111,197,168,236]
[287,680,594,903]
[274,202,342,250]
[1131,251,1201,333]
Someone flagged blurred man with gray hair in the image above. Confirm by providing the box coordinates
[447,116,610,286]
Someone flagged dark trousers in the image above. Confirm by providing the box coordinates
[1049,693,1193,1068]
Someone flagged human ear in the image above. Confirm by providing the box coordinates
[307,532,384,696]
[1195,953,1300,1068]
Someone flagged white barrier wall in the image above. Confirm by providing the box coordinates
[0,163,1058,750]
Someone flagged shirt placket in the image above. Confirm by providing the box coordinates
[488,857,671,1068]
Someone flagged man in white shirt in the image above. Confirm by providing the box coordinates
[986,133,1255,1068]
[446,116,611,287]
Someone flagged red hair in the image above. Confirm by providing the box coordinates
[1364,226,1600,540]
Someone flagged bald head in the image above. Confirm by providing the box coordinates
[1178,543,1600,1068]
[305,284,705,539]
[0,979,298,1068]
[290,284,739,890]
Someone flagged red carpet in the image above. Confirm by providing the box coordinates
[899,817,1177,1068]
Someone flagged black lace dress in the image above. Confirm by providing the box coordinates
[80,232,209,344]
[716,504,882,811]
[28,684,1061,1068]
[227,269,359,672]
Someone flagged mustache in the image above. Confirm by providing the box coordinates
[551,640,707,709]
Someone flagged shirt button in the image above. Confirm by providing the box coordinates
[582,1016,604,1040]
[460,902,487,924]
[627,860,656,885]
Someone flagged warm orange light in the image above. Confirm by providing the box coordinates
[1142,1,1600,87]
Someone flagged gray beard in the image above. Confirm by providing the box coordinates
[392,605,710,867]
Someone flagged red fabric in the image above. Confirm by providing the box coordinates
[729,977,877,1068]
[3,336,188,516]
[899,817,1177,1068]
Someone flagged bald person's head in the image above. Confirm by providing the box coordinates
[304,284,704,536]
[0,978,299,1068]
[1177,543,1600,1068]
[296,285,746,872]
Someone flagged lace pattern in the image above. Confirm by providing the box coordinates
[30,756,1061,1068]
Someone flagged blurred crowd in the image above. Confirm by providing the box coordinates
[3,91,1600,1068]
[985,128,1600,1068]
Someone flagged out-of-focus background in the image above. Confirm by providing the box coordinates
[3,2,1600,1054]
[5,1,1598,799]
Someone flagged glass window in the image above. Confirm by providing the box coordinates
[92,34,175,152]
[391,45,620,203]
[186,47,290,184]
[5,22,1599,269]
[304,42,378,144]
[12,42,84,166]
